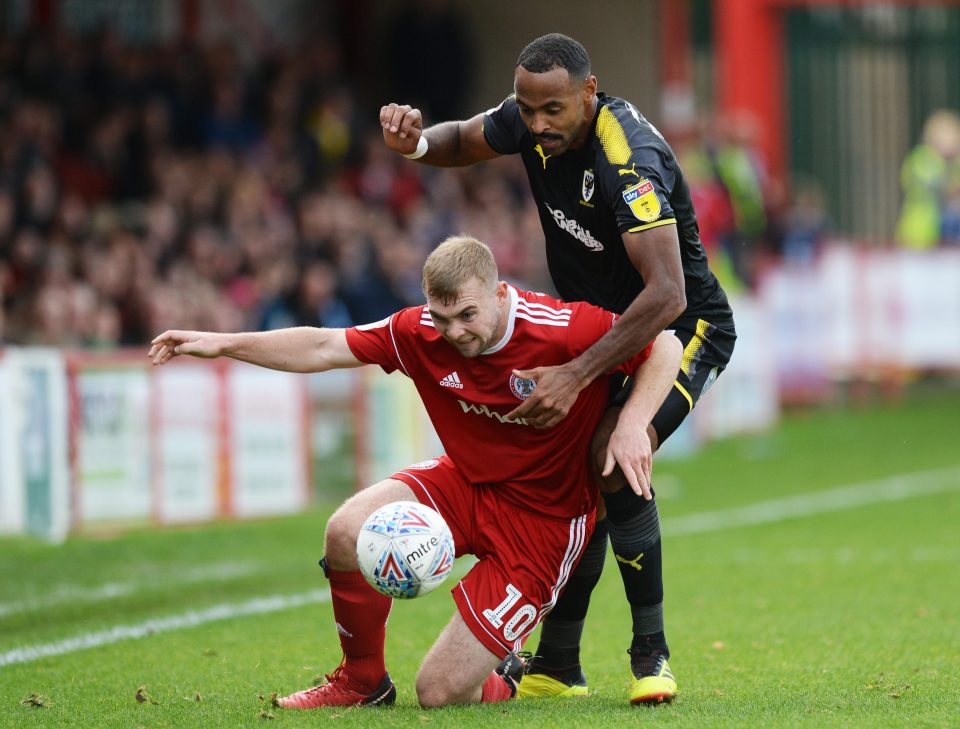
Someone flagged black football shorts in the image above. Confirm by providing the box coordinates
[611,316,737,446]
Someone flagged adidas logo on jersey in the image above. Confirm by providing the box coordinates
[439,371,464,389]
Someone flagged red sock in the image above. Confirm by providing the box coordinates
[480,671,514,703]
[328,568,392,691]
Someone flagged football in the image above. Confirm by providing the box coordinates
[356,500,455,599]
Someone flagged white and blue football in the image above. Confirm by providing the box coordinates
[356,501,455,599]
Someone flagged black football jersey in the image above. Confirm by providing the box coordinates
[483,92,732,324]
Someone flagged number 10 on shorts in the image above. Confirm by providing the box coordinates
[482,584,538,642]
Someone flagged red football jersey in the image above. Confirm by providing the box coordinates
[345,285,652,520]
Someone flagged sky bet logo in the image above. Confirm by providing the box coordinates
[405,536,440,563]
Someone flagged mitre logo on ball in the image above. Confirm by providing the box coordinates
[356,501,455,599]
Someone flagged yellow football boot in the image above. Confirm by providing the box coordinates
[517,671,588,698]
[628,650,677,705]
[515,654,588,698]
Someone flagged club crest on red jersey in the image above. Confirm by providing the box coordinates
[509,374,537,400]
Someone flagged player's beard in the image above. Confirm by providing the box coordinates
[453,336,483,357]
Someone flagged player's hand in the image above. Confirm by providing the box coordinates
[602,420,653,500]
[505,364,585,429]
[148,330,224,365]
[380,103,423,156]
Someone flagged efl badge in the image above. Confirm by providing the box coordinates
[509,374,537,400]
[622,177,661,223]
[582,169,595,202]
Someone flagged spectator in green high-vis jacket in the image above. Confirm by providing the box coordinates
[896,110,960,250]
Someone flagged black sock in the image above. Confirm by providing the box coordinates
[533,520,607,669]
[602,488,669,656]
[631,630,668,657]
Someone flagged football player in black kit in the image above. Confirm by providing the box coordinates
[381,33,736,705]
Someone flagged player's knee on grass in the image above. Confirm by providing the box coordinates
[415,614,502,707]
[415,661,482,707]
[414,675,460,708]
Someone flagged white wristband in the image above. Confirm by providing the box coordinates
[402,135,428,160]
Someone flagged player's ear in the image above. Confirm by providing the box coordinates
[583,75,597,99]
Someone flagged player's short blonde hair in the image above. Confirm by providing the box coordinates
[422,236,499,303]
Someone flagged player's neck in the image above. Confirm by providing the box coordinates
[489,283,510,346]
[569,95,599,151]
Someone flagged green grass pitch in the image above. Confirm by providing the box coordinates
[2,385,958,728]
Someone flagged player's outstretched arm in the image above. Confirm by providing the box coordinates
[148,327,363,373]
[379,103,500,167]
[602,330,683,499]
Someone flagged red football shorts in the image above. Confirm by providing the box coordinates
[393,455,595,658]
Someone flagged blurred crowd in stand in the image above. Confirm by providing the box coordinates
[0,28,833,349]
[670,107,846,301]
[0,28,546,348]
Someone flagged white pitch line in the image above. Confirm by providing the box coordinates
[0,589,331,668]
[663,465,960,536]
[0,561,475,668]
[0,560,262,618]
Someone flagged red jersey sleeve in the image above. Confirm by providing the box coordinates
[344,308,420,376]
[565,302,653,377]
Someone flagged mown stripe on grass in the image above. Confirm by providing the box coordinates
[0,560,262,618]
[4,467,955,668]
[664,465,960,536]
[0,589,330,668]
